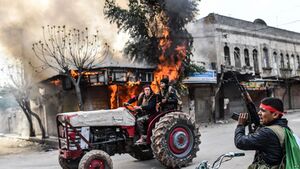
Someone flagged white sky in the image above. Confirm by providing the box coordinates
[197,0,300,33]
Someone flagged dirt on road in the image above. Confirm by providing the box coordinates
[0,136,50,156]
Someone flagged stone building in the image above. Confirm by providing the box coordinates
[187,13,300,122]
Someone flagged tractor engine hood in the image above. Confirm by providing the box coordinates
[58,107,135,127]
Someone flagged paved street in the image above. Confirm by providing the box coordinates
[0,112,299,169]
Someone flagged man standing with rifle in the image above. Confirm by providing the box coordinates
[234,96,289,168]
[229,71,287,168]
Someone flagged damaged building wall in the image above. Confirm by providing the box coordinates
[83,86,110,111]
[192,85,214,122]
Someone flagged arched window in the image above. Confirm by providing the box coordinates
[286,54,290,69]
[297,55,300,69]
[234,47,241,68]
[263,47,270,67]
[253,49,259,74]
[273,52,278,69]
[244,49,250,66]
[291,54,295,71]
[224,45,231,66]
[280,53,284,68]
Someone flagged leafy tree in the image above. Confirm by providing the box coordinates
[104,0,201,70]
[32,25,108,110]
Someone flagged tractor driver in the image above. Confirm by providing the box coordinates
[124,84,157,144]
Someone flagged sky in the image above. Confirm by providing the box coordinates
[197,0,300,33]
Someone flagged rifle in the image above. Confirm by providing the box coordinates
[231,72,260,133]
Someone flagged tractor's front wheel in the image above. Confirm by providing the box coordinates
[78,150,113,169]
[151,112,201,168]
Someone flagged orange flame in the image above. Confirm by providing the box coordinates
[50,79,61,86]
[127,80,141,87]
[151,26,187,93]
[108,25,187,109]
[108,85,118,109]
[84,72,98,76]
[108,82,141,109]
[70,70,78,78]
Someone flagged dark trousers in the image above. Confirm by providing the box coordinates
[136,115,149,135]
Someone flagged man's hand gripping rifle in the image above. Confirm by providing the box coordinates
[231,72,260,133]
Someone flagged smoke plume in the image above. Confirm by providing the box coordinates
[0,0,129,81]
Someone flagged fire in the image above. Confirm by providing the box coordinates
[151,26,187,93]
[109,25,188,109]
[108,85,118,109]
[70,70,78,78]
[108,83,140,109]
[127,80,140,87]
[50,79,61,86]
[84,72,98,76]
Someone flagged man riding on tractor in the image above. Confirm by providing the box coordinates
[158,78,182,112]
[124,84,158,144]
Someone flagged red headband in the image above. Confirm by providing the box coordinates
[260,103,286,115]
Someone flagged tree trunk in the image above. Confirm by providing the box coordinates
[74,84,83,110]
[68,74,84,111]
[29,110,47,139]
[22,107,36,137]
[17,97,47,139]
[22,100,47,139]
[16,98,36,137]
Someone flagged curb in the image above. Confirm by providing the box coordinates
[28,137,58,149]
[286,109,300,114]
[1,134,58,149]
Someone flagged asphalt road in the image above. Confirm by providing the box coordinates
[0,112,299,169]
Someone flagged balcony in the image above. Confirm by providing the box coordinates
[279,68,292,78]
[262,67,273,77]
[297,69,300,76]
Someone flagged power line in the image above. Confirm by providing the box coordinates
[278,20,300,26]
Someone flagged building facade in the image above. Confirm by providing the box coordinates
[187,13,300,122]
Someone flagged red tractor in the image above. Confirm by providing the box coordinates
[56,105,201,169]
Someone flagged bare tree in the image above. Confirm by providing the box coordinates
[32,25,108,110]
[1,60,46,138]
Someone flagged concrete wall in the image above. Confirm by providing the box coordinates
[187,20,218,70]
[0,108,30,137]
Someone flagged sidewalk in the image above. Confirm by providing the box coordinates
[0,133,58,149]
[287,109,300,114]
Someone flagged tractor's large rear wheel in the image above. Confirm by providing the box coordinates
[129,144,154,161]
[151,112,201,168]
[78,150,113,169]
